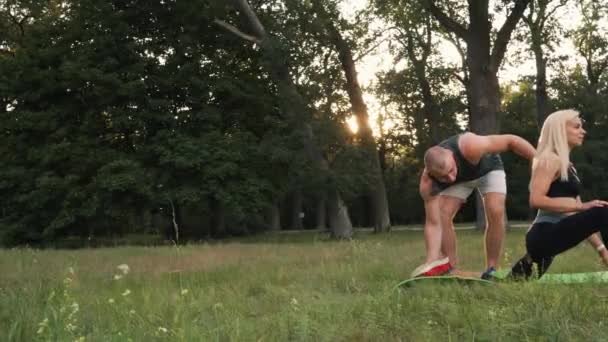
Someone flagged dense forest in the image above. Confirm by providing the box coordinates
[2,0,608,246]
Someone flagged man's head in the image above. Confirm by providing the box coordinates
[424,146,457,183]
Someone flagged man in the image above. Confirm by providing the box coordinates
[411,132,536,279]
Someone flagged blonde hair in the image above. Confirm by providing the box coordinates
[534,109,580,180]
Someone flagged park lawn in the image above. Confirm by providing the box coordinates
[1,227,608,341]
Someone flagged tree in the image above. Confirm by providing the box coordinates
[422,0,531,134]
[306,0,391,232]
[519,0,568,126]
[215,0,353,238]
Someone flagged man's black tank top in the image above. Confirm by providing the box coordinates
[430,134,504,195]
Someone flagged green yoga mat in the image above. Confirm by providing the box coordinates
[397,271,608,288]
[537,271,608,284]
[493,269,608,283]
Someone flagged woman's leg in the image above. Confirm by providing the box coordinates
[528,207,608,260]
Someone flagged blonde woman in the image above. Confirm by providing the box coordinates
[509,109,608,279]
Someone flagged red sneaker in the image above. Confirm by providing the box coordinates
[411,257,452,278]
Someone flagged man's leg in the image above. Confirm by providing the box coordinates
[412,181,472,277]
[439,195,464,269]
[482,192,506,269]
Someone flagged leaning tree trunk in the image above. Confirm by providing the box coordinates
[311,0,390,232]
[215,0,353,238]
[327,188,353,239]
[315,193,327,230]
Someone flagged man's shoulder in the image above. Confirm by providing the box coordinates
[457,132,482,159]
[458,132,480,147]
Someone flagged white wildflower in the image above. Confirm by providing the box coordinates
[113,274,123,281]
[158,326,168,333]
[108,298,115,304]
[117,264,130,275]
[122,289,131,297]
[488,309,497,319]
[180,289,189,296]
[37,318,49,335]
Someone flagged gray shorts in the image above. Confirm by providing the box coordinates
[439,170,506,200]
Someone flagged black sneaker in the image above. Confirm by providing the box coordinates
[507,255,534,281]
[481,266,499,281]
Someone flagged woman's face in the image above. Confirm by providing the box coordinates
[566,116,586,148]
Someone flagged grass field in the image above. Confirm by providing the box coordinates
[2,226,608,341]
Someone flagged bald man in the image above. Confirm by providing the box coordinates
[412,132,535,279]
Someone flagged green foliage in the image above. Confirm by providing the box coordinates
[1,0,375,243]
[5,0,608,242]
[500,79,539,219]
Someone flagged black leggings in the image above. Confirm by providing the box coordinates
[526,206,608,262]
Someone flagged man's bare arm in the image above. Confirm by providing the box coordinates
[460,133,536,163]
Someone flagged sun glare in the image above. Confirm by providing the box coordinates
[346,115,359,134]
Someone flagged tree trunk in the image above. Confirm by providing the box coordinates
[533,46,550,127]
[327,188,353,239]
[370,180,391,233]
[311,0,390,233]
[315,193,327,230]
[468,36,501,230]
[525,0,555,128]
[266,202,281,231]
[403,20,441,144]
[414,63,441,143]
[169,199,180,243]
[290,189,303,229]
[466,41,500,135]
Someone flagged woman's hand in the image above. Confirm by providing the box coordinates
[578,199,608,211]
